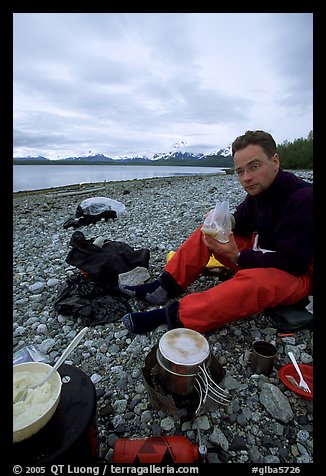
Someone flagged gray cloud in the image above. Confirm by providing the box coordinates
[13,13,313,159]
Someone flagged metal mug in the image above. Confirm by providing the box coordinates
[243,340,277,376]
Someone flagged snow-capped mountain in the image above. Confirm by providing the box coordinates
[152,151,205,161]
[216,144,232,157]
[13,147,233,167]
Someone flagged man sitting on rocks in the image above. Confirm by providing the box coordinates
[119,130,313,334]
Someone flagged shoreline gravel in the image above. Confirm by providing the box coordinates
[13,171,314,465]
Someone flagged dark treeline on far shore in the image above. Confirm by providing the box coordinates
[277,131,313,169]
[13,131,313,169]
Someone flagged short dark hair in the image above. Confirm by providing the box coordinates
[232,130,277,158]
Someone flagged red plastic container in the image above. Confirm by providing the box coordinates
[113,436,200,464]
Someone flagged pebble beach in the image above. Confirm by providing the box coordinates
[13,171,314,466]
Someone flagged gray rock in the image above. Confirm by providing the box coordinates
[260,383,294,423]
[118,266,151,287]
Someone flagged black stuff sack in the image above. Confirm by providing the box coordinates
[65,231,150,291]
[264,300,313,332]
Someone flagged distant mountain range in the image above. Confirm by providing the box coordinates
[13,148,233,168]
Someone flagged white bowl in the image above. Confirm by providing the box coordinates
[13,361,62,443]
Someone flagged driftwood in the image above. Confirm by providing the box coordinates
[46,186,106,198]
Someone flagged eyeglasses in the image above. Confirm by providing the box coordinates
[235,160,263,177]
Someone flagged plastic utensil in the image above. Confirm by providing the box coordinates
[278,363,313,400]
[288,351,311,393]
[16,327,88,402]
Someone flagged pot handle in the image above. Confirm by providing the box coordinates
[197,365,230,404]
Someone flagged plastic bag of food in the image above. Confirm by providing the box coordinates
[201,200,232,243]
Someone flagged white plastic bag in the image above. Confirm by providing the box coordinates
[202,200,232,243]
[78,197,126,216]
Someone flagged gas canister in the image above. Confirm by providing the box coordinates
[113,435,200,464]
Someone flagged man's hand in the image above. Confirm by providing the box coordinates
[203,230,239,262]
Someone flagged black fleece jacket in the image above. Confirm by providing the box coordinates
[233,169,313,276]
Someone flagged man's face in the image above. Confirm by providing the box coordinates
[233,144,280,196]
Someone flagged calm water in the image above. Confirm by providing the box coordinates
[13,164,225,192]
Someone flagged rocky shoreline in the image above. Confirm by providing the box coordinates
[13,171,314,465]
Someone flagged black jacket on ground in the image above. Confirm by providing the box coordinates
[66,231,150,290]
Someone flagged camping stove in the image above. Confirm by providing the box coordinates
[142,343,229,417]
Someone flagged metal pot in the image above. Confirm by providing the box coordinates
[156,328,210,396]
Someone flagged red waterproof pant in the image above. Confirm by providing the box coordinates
[165,226,313,333]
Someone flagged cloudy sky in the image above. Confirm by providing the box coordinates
[13,12,313,159]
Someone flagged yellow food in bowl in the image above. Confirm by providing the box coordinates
[13,362,62,443]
